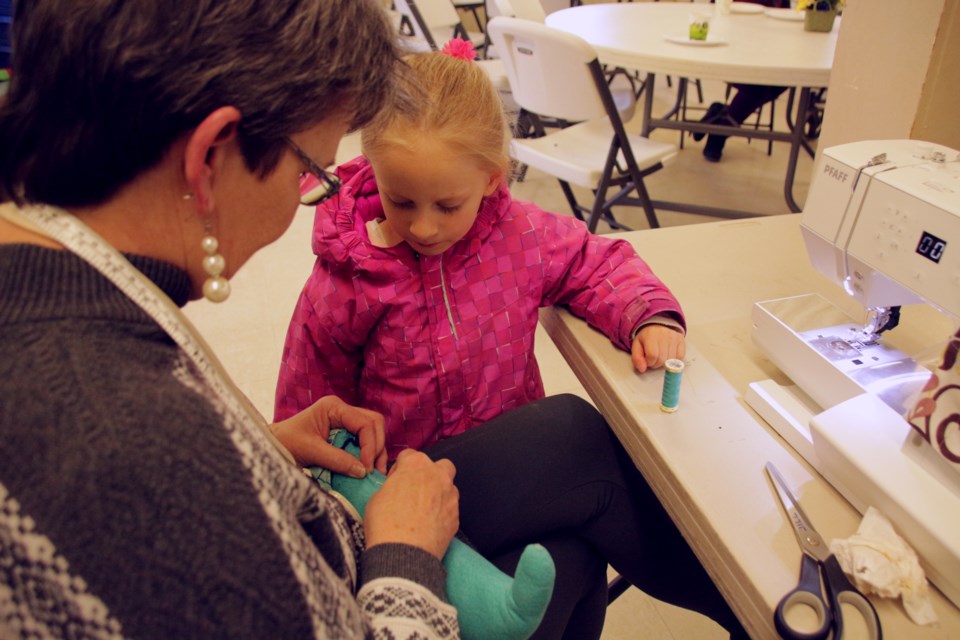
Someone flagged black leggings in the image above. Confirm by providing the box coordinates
[424,394,747,640]
[727,84,789,127]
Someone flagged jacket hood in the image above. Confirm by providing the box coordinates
[307,156,512,278]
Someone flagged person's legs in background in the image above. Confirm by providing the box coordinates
[424,394,748,639]
[698,84,788,162]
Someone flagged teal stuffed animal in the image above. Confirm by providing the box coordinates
[310,431,555,640]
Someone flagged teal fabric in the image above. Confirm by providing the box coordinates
[314,431,556,640]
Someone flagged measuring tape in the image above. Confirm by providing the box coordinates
[0,203,295,465]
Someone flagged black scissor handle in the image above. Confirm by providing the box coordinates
[774,554,832,640]
[821,554,883,640]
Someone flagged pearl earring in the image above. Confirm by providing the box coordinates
[201,232,230,303]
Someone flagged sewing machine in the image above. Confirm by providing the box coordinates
[745,139,960,608]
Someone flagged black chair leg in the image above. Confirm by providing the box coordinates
[559,181,585,223]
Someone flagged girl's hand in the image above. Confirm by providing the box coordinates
[631,325,686,373]
[364,450,459,559]
[271,395,387,477]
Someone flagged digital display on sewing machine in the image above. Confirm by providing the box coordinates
[915,231,946,264]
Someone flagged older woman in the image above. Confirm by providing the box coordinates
[0,1,460,637]
[0,2,753,639]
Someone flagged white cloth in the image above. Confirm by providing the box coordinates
[830,506,938,625]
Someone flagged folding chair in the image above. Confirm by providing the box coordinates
[484,0,546,58]
[394,0,486,55]
[393,0,509,96]
[489,0,637,115]
[453,0,487,32]
[492,0,546,22]
[488,16,677,231]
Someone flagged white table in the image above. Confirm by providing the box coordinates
[539,214,960,639]
[546,3,839,215]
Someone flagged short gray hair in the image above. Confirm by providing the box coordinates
[0,0,403,207]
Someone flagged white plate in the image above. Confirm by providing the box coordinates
[764,8,804,21]
[730,2,764,14]
[663,35,728,47]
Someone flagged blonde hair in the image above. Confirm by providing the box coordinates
[362,51,509,177]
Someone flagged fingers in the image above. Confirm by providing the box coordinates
[272,420,367,478]
[308,443,369,479]
[632,340,652,373]
[326,397,387,474]
[397,449,456,481]
[674,339,687,361]
[632,334,655,372]
[270,396,387,473]
[433,457,457,482]
[357,418,388,474]
[633,326,686,373]
[365,451,460,559]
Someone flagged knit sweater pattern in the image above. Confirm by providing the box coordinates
[0,244,456,639]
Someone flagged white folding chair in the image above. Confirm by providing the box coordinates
[490,0,636,122]
[393,0,509,95]
[394,0,486,54]
[493,0,546,22]
[485,0,544,60]
[453,0,487,33]
[488,16,677,231]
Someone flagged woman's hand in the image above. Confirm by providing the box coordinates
[271,395,387,477]
[631,325,686,373]
[364,450,459,559]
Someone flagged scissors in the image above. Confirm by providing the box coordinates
[765,462,883,640]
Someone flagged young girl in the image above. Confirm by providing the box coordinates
[276,45,747,640]
[275,45,686,460]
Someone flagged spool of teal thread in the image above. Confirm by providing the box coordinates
[660,358,685,413]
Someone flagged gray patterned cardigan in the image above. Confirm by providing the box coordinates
[0,245,458,639]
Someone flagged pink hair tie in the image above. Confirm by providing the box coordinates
[441,38,477,61]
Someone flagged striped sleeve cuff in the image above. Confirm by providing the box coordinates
[360,543,448,601]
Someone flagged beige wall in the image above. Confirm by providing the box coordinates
[819,0,959,153]
[913,0,960,147]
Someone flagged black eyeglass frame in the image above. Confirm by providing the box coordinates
[285,138,342,206]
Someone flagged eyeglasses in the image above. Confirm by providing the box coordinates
[285,138,342,206]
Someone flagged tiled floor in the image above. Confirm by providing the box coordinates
[184,74,814,639]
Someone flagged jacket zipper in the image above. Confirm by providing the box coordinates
[438,254,458,341]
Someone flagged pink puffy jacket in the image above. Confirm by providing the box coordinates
[275,157,684,460]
